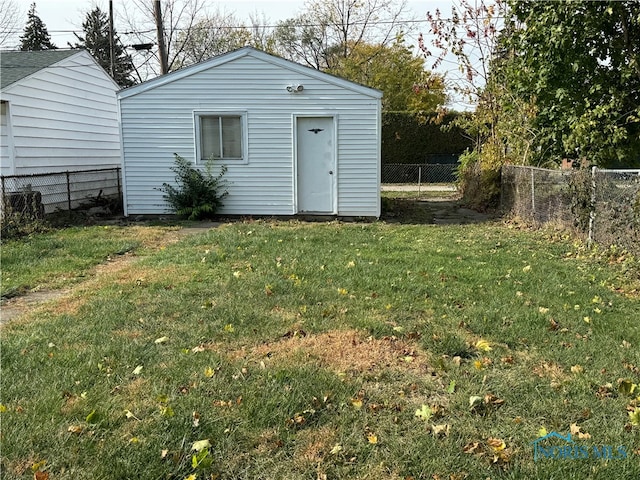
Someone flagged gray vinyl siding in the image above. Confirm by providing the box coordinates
[119,49,381,217]
[0,51,120,175]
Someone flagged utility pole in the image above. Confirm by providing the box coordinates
[108,0,115,77]
[154,0,169,74]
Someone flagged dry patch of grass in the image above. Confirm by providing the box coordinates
[532,361,569,388]
[294,425,339,466]
[228,329,431,375]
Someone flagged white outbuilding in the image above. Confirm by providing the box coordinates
[118,47,382,218]
[1,49,121,176]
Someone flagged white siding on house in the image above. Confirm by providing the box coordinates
[119,49,382,217]
[0,51,121,175]
[0,101,13,176]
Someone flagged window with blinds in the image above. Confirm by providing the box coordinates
[196,113,245,162]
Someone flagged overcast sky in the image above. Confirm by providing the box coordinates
[4,0,471,108]
[6,0,448,50]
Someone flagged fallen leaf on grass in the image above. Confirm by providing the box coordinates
[415,404,433,422]
[431,424,450,437]
[619,380,638,396]
[125,409,139,420]
[67,425,83,434]
[465,438,513,465]
[629,407,640,427]
[596,383,615,399]
[475,339,492,352]
[191,439,211,452]
[154,336,169,344]
[501,355,514,365]
[132,365,143,375]
[31,460,47,473]
[160,406,174,418]
[570,423,591,439]
[204,367,215,378]
[469,394,504,415]
[34,472,49,480]
[366,432,378,444]
[463,441,482,455]
[487,437,505,452]
[571,365,584,374]
[469,396,483,409]
[85,409,99,423]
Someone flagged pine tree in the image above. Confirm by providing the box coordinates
[20,3,56,51]
[71,7,136,87]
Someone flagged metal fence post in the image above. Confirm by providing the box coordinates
[1,176,5,216]
[418,166,422,196]
[530,167,535,216]
[116,167,122,203]
[66,171,72,216]
[587,166,597,248]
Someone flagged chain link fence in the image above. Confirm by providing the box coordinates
[1,168,122,218]
[501,165,640,256]
[501,166,574,225]
[591,168,640,254]
[382,163,458,184]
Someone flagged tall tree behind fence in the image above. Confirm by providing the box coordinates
[501,165,640,256]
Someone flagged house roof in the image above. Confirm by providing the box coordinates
[1,50,79,89]
[118,46,383,100]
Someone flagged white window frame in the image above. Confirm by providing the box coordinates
[194,111,248,164]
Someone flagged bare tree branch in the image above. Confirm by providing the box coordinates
[0,0,23,47]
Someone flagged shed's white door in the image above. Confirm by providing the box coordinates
[296,116,335,213]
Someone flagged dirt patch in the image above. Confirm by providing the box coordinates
[0,223,220,325]
[0,253,140,324]
[228,329,431,374]
[382,197,493,225]
[0,289,73,322]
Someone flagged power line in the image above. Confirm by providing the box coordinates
[2,15,506,37]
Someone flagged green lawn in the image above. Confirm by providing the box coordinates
[1,218,639,479]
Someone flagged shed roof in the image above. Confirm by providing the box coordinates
[118,47,383,100]
[1,50,79,89]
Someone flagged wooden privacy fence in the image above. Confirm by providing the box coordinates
[1,168,122,217]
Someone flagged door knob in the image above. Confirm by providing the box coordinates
[329,171,333,175]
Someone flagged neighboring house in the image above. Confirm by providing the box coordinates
[0,49,121,177]
[118,47,383,218]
